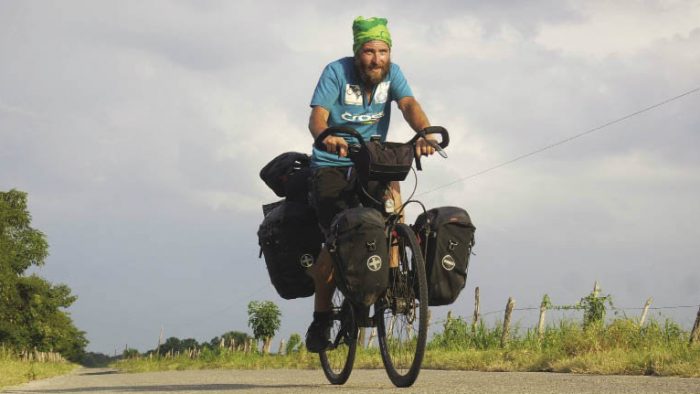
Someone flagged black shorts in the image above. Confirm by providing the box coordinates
[309,166,387,239]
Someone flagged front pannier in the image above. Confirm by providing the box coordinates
[328,207,389,306]
[353,140,415,183]
[414,207,475,306]
[257,201,321,299]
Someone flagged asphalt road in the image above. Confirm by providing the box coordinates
[3,368,700,394]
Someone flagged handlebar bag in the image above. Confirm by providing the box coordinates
[328,207,389,306]
[257,201,321,299]
[413,206,475,306]
[259,152,311,201]
[353,141,414,183]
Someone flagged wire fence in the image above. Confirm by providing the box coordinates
[428,282,700,336]
[472,304,700,318]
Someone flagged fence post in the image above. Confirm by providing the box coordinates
[156,326,163,358]
[537,294,549,341]
[690,305,700,345]
[501,297,515,347]
[368,327,377,348]
[278,339,286,355]
[387,316,397,339]
[472,286,481,332]
[358,328,366,349]
[639,298,653,327]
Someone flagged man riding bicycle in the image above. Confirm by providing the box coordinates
[306,16,439,352]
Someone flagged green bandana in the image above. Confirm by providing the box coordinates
[352,16,392,54]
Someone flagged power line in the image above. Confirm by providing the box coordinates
[419,86,700,196]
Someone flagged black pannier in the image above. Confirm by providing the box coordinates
[414,206,475,306]
[259,152,311,202]
[257,201,322,299]
[314,126,415,184]
[354,140,415,183]
[327,207,389,306]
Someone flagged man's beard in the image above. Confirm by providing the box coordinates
[355,58,391,86]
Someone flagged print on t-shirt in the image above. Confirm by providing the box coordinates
[374,82,391,104]
[344,84,362,105]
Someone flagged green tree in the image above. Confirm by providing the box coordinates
[180,338,199,351]
[285,333,302,354]
[209,331,250,350]
[80,352,112,367]
[247,300,281,354]
[0,189,87,361]
[122,348,140,359]
[158,337,182,355]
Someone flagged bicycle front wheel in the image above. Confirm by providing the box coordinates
[376,223,429,387]
[319,289,357,385]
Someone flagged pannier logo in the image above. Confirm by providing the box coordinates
[300,254,314,268]
[441,255,456,271]
[367,255,382,272]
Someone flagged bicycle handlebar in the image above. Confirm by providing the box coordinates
[314,126,450,154]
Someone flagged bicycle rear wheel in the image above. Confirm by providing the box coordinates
[376,223,429,387]
[319,289,357,385]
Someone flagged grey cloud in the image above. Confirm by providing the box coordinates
[2,0,699,353]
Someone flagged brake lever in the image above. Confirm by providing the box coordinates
[427,139,448,158]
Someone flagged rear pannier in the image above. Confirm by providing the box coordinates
[327,207,389,306]
[257,201,321,299]
[414,206,475,306]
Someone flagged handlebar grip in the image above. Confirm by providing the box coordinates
[313,126,365,151]
[422,126,450,149]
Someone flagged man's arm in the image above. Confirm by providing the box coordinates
[397,96,430,131]
[309,105,349,157]
[309,105,330,138]
[397,96,436,156]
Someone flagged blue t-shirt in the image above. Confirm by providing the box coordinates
[310,57,414,167]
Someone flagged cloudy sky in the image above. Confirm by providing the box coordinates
[2,1,699,354]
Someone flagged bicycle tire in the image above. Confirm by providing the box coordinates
[319,289,357,385]
[376,223,429,387]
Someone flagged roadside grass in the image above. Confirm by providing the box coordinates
[0,349,77,389]
[424,317,700,377]
[113,317,700,377]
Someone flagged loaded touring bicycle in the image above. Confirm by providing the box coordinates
[258,126,475,387]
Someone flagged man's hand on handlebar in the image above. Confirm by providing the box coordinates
[323,135,349,158]
[415,134,439,157]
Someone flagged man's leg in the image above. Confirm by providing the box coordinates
[310,247,334,312]
[388,181,402,268]
[305,167,352,352]
[304,247,335,353]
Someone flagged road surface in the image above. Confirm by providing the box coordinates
[3,368,700,393]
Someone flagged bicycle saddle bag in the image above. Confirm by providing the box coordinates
[353,141,415,183]
[328,207,389,307]
[413,206,475,306]
[258,201,321,299]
